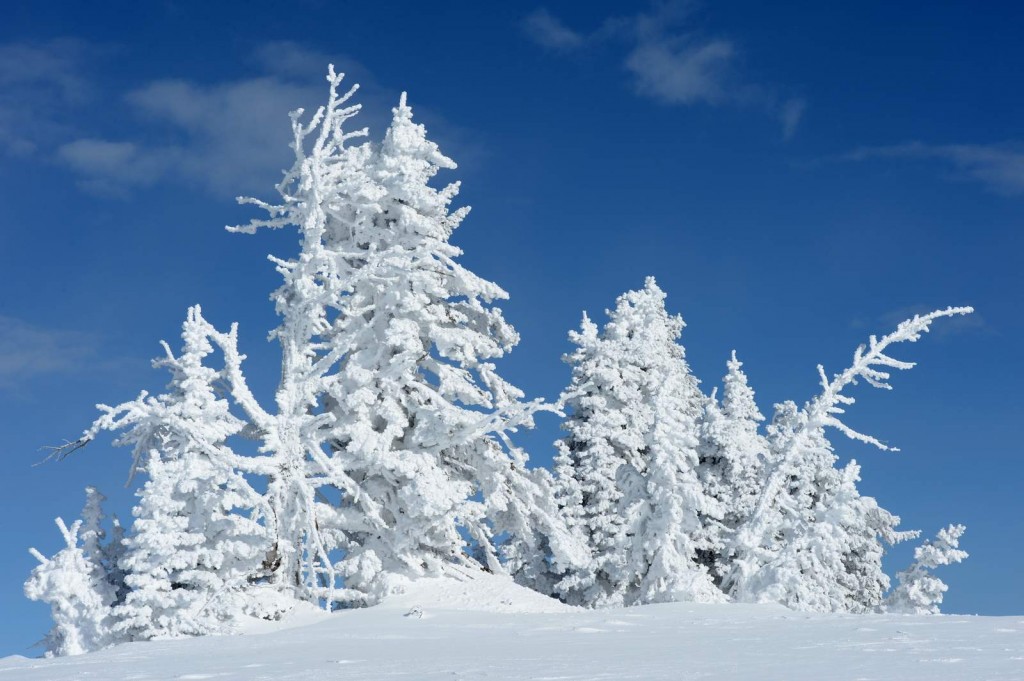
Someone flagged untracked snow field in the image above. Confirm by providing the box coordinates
[3,572,1022,681]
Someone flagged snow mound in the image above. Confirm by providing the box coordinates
[379,569,573,615]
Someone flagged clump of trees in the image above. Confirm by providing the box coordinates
[26,67,970,656]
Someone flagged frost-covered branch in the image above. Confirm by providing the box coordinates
[809,306,973,450]
[228,64,366,236]
[754,306,972,521]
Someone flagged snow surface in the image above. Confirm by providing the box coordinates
[3,572,1022,680]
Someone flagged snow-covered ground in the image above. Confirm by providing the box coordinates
[3,572,1022,680]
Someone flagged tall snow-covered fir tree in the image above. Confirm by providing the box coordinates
[222,69,580,605]
[551,312,631,606]
[50,67,576,620]
[697,352,768,585]
[212,66,380,604]
[553,278,722,606]
[724,307,973,612]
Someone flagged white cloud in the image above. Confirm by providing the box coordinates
[53,42,416,198]
[0,39,95,157]
[845,142,1024,196]
[523,9,585,51]
[57,139,178,196]
[0,316,97,385]
[780,98,806,141]
[122,75,321,196]
[72,73,322,197]
[625,38,734,105]
[522,3,804,138]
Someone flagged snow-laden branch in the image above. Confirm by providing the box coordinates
[228,64,366,236]
[808,306,973,451]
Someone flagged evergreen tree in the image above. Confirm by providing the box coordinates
[70,307,268,639]
[78,486,128,606]
[220,66,379,601]
[553,278,722,606]
[885,524,968,614]
[552,312,632,606]
[223,72,577,605]
[25,500,118,656]
[697,352,768,584]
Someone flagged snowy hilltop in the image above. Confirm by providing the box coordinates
[6,571,1024,680]
[24,65,974,660]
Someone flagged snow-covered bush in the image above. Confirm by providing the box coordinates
[25,490,121,656]
[885,524,968,614]
[60,307,269,641]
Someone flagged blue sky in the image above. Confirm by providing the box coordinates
[2,0,1022,656]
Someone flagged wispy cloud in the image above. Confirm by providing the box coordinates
[522,3,804,138]
[523,9,585,50]
[625,37,734,105]
[57,139,179,197]
[0,316,98,386]
[52,42,403,199]
[54,41,480,199]
[779,98,806,142]
[844,142,1024,196]
[56,43,332,197]
[0,39,97,157]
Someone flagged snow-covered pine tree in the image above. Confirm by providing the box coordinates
[552,312,632,606]
[697,352,768,585]
[724,307,973,612]
[885,524,968,614]
[553,278,722,606]
[66,306,268,639]
[78,486,128,606]
[216,65,378,605]
[225,70,577,605]
[25,496,119,657]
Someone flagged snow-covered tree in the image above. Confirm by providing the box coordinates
[77,487,128,606]
[25,495,119,656]
[553,278,722,606]
[551,312,631,606]
[885,524,968,614]
[697,352,768,584]
[215,66,379,603]
[222,70,576,605]
[724,307,973,612]
[66,307,268,639]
